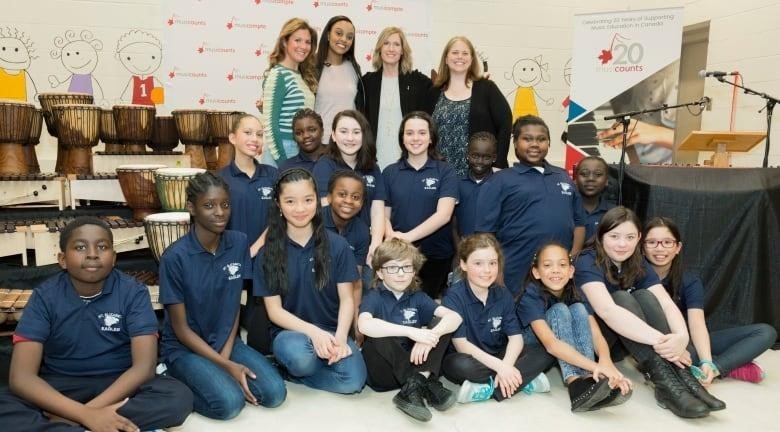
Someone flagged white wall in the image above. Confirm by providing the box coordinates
[4,0,779,169]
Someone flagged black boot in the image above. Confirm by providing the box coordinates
[589,386,632,411]
[568,376,612,412]
[642,356,710,418]
[393,374,432,422]
[673,365,726,411]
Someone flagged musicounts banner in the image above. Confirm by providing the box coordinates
[566,7,684,171]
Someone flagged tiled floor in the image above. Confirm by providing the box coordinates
[170,349,780,432]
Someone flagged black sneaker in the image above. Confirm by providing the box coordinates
[569,377,612,412]
[393,374,432,422]
[423,375,456,411]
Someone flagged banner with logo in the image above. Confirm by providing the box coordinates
[159,0,433,115]
[565,7,683,171]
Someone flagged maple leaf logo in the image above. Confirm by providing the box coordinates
[227,68,236,81]
[365,53,372,62]
[598,49,612,64]
[255,48,263,56]
[366,2,373,11]
[168,70,176,79]
[198,95,206,105]
[313,1,319,7]
[255,0,261,3]
[226,18,235,30]
[197,43,205,54]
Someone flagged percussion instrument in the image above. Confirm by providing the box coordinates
[172,109,209,169]
[52,104,101,175]
[38,92,94,173]
[204,137,218,171]
[0,100,35,175]
[116,163,167,220]
[143,212,191,263]
[0,174,66,210]
[150,116,179,152]
[0,221,26,266]
[154,167,205,211]
[24,108,43,173]
[100,108,123,153]
[113,104,156,153]
[208,110,245,170]
[0,289,31,325]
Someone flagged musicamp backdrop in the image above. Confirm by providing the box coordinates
[159,0,433,115]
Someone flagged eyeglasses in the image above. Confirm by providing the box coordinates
[644,239,678,248]
[467,153,496,162]
[518,135,550,144]
[381,264,414,274]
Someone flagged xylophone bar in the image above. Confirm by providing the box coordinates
[0,174,66,210]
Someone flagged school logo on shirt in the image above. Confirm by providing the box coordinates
[489,316,502,333]
[364,175,376,189]
[557,182,573,196]
[224,262,242,280]
[99,313,122,332]
[258,186,273,200]
[401,307,419,325]
[422,177,439,191]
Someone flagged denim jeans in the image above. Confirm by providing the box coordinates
[167,339,286,420]
[689,323,777,375]
[262,139,298,167]
[272,330,367,394]
[545,302,595,382]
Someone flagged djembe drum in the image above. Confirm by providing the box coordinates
[116,164,167,220]
[208,110,245,170]
[155,167,206,211]
[150,116,179,152]
[172,109,209,169]
[0,100,35,175]
[38,92,93,173]
[100,108,123,153]
[24,108,43,173]
[113,104,155,153]
[143,212,191,263]
[53,104,101,175]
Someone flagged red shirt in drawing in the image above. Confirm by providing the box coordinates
[132,75,154,105]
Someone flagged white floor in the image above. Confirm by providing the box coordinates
[170,349,780,432]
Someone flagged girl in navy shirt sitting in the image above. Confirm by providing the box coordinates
[254,168,367,394]
[358,238,462,422]
[160,172,286,420]
[575,206,723,418]
[517,241,632,412]
[442,233,554,403]
[642,216,776,384]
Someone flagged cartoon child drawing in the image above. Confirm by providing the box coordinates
[115,30,163,105]
[0,27,39,102]
[48,30,105,100]
[505,55,553,121]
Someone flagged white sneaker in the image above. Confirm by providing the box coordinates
[456,378,495,403]
[522,372,551,394]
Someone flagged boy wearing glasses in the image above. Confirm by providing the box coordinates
[475,115,586,296]
[358,239,462,422]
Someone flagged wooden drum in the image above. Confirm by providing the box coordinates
[24,108,43,173]
[100,108,123,153]
[38,92,94,174]
[150,116,179,152]
[172,109,209,169]
[155,167,205,211]
[116,164,167,220]
[113,104,156,153]
[209,110,245,170]
[143,212,191,263]
[53,104,101,175]
[0,100,35,175]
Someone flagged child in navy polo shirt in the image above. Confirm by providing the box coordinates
[455,131,499,241]
[516,241,632,412]
[160,172,286,420]
[475,115,586,296]
[575,206,723,418]
[0,216,192,431]
[574,156,614,242]
[358,239,462,422]
[312,110,386,263]
[254,168,367,394]
[441,234,554,403]
[279,108,327,173]
[383,111,458,300]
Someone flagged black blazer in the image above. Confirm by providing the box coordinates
[356,68,433,137]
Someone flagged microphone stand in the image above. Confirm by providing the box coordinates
[714,76,779,168]
[604,98,708,205]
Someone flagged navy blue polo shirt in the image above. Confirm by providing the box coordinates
[312,156,386,227]
[475,161,585,296]
[217,160,278,245]
[159,229,251,364]
[279,153,318,173]
[253,230,359,336]
[322,205,370,266]
[516,282,593,329]
[574,249,660,297]
[582,195,616,241]
[360,284,440,349]
[14,269,157,377]
[443,280,521,356]
[455,174,488,237]
[661,271,705,312]
[383,158,459,259]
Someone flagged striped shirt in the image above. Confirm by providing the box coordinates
[262,64,315,162]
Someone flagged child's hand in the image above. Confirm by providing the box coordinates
[495,364,522,398]
[593,360,627,390]
[310,329,337,359]
[653,333,689,365]
[82,398,139,432]
[407,328,439,346]
[409,342,433,365]
[328,339,353,365]
[225,361,258,405]
[699,363,716,385]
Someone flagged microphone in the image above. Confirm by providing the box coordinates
[699,70,739,78]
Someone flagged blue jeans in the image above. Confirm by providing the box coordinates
[167,339,286,420]
[689,323,777,375]
[545,302,594,382]
[262,139,298,167]
[272,330,367,394]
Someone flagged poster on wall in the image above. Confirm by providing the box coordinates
[565,7,683,173]
[159,0,433,115]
